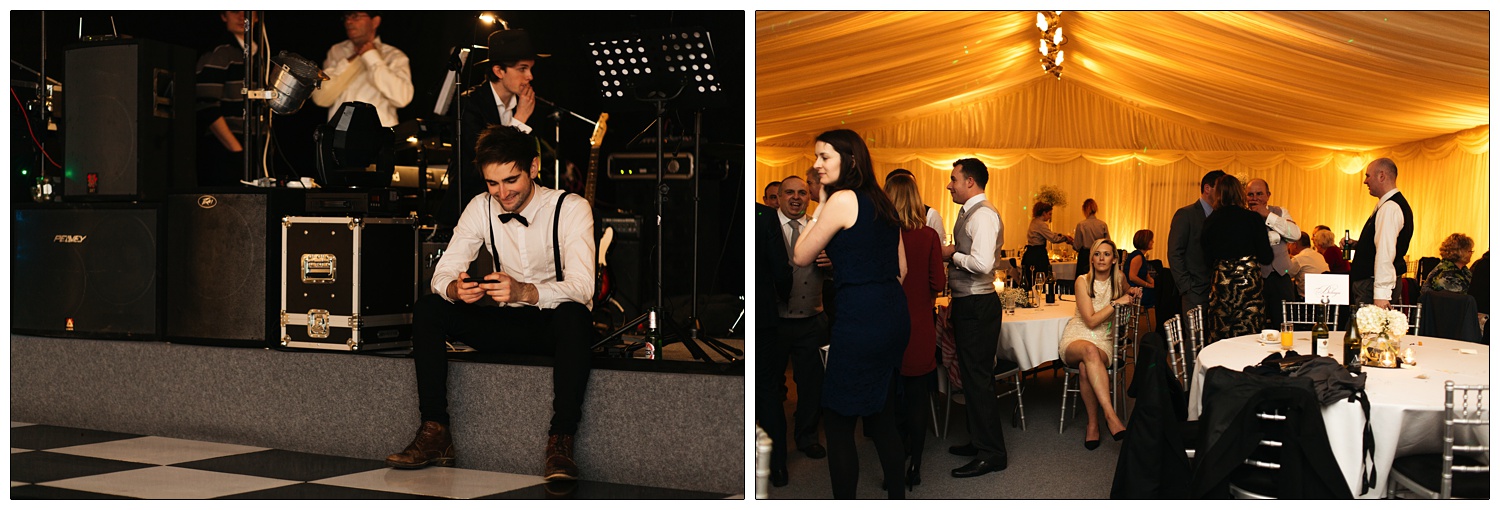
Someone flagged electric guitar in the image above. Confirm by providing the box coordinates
[585,113,611,304]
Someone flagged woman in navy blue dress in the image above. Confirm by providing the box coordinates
[792,129,910,499]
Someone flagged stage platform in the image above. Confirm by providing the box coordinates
[10,334,744,495]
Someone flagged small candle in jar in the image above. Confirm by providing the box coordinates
[1403,347,1415,365]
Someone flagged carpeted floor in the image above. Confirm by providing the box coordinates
[764,362,1138,499]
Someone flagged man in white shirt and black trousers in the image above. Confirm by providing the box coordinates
[387,126,596,482]
[940,158,1008,478]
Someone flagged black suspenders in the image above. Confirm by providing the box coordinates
[486,190,571,282]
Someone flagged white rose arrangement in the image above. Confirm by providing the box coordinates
[1354,305,1409,338]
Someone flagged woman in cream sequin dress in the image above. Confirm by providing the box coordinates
[1058,239,1141,449]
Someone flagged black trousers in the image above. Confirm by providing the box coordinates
[1021,245,1052,289]
[949,292,1008,464]
[411,294,594,435]
[779,314,829,448]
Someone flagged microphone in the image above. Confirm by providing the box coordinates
[535,95,557,107]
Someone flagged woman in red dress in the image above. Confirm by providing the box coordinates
[882,173,945,491]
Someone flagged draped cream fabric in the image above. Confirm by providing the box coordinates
[755,11,1488,265]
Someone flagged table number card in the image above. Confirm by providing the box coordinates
[1304,273,1350,305]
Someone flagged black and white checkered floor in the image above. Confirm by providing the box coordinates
[10,423,733,499]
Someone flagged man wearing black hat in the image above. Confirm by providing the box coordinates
[440,29,553,228]
[310,11,413,127]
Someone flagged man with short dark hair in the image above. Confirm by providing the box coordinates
[1168,169,1225,315]
[769,175,830,464]
[940,157,1008,478]
[390,126,596,482]
[311,11,413,127]
[763,180,781,209]
[1351,157,1413,309]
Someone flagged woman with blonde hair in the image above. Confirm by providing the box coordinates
[1058,239,1141,450]
[881,173,945,490]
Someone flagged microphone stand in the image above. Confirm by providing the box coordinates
[536,96,599,190]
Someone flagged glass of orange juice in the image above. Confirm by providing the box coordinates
[1280,322,1295,350]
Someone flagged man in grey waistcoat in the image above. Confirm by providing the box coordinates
[1246,178,1301,326]
[772,175,829,460]
[940,158,1008,478]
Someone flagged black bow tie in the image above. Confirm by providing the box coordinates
[497,213,529,227]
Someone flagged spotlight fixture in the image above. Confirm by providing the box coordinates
[1036,11,1067,79]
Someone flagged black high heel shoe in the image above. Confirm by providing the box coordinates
[1084,438,1101,450]
[906,462,921,490]
[1112,427,1127,441]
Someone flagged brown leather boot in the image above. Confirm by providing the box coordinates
[543,433,579,481]
[386,421,456,469]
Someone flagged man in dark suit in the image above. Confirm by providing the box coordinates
[754,201,793,486]
[439,29,555,227]
[1168,170,1225,316]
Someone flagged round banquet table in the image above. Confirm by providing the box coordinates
[1187,331,1489,499]
[997,296,1076,370]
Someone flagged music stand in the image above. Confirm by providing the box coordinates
[585,28,738,363]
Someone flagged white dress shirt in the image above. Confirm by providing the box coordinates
[952,193,1002,276]
[1371,188,1405,300]
[432,185,595,310]
[490,85,533,134]
[1261,204,1301,276]
[314,37,414,127]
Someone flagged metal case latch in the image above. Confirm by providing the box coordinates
[301,254,336,283]
[307,309,331,338]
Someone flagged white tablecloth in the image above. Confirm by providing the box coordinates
[1187,332,1489,498]
[998,297,1075,370]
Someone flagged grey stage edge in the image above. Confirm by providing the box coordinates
[10,335,743,495]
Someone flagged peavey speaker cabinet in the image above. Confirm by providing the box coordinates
[11,204,163,338]
[281,216,416,351]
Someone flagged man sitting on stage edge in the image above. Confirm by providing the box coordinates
[389,125,597,481]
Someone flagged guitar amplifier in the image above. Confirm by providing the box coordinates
[304,188,417,217]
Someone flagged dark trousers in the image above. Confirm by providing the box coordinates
[779,314,829,448]
[1021,245,1052,288]
[754,322,790,471]
[411,294,594,435]
[1262,272,1297,327]
[949,292,1008,463]
[824,377,904,499]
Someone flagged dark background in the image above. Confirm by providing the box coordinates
[10,10,747,324]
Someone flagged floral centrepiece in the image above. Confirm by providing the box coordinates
[1353,305,1409,368]
[998,287,1030,308]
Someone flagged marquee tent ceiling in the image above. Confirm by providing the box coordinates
[755,11,1489,152]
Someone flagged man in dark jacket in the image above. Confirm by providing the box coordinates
[439,29,555,227]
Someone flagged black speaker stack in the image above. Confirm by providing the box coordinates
[11,38,195,341]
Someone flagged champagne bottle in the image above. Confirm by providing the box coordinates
[1310,303,1328,357]
[1344,312,1362,373]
